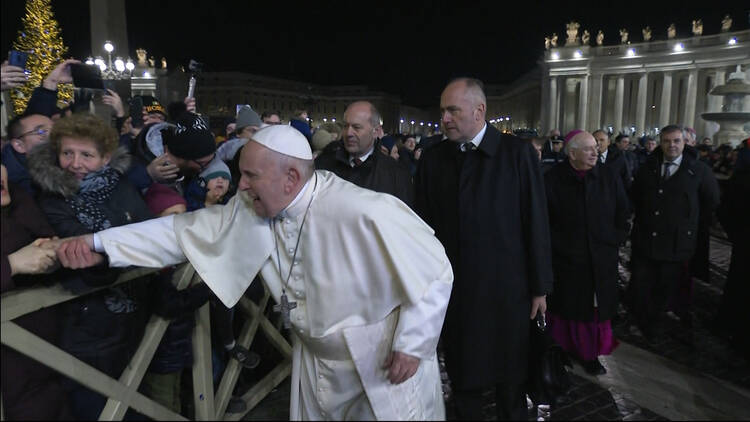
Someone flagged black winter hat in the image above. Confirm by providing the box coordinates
[161,113,216,160]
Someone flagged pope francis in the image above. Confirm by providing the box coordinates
[56,124,453,420]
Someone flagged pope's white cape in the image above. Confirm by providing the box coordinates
[96,170,453,420]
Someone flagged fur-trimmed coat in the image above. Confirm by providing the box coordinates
[26,142,152,391]
[27,143,153,238]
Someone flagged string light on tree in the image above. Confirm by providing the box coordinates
[10,0,72,115]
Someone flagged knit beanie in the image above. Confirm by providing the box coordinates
[144,183,187,216]
[199,159,231,182]
[236,106,262,131]
[161,113,216,160]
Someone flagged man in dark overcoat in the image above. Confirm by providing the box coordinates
[594,130,633,191]
[415,78,553,420]
[544,131,630,374]
[628,125,719,341]
[315,101,414,207]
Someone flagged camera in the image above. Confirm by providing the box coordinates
[188,59,204,73]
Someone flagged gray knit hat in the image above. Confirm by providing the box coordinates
[199,159,231,182]
[236,105,262,131]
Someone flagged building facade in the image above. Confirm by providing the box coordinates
[194,72,438,135]
[541,28,750,141]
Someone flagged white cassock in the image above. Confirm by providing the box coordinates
[94,170,453,420]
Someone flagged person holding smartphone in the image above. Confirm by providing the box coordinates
[1,61,27,91]
[22,58,80,117]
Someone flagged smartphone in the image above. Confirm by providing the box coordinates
[8,50,29,70]
[70,63,105,90]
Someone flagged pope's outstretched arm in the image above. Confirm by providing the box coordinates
[57,215,186,269]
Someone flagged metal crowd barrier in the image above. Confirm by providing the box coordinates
[1,263,292,421]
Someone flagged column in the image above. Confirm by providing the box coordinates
[635,72,649,134]
[577,74,590,130]
[682,69,698,128]
[588,74,604,131]
[90,0,129,58]
[659,71,672,128]
[613,75,625,134]
[549,76,558,131]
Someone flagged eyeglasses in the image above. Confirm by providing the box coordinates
[192,153,216,172]
[18,127,50,138]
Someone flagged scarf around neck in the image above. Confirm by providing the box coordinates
[65,165,121,232]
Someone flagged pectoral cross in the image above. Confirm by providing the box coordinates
[273,291,297,329]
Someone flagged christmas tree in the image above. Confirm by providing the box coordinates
[10,0,72,115]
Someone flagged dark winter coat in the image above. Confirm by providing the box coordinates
[1,184,70,420]
[544,162,631,322]
[602,145,633,191]
[630,146,720,262]
[716,151,750,345]
[1,143,34,195]
[415,123,553,390]
[27,143,153,377]
[540,140,565,173]
[147,276,212,374]
[315,139,414,208]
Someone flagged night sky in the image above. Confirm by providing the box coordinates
[2,1,748,107]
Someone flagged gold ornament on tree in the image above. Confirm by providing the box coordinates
[10,0,72,115]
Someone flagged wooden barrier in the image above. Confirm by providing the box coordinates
[0,263,291,421]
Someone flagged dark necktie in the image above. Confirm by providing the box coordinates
[352,157,363,167]
[460,142,477,152]
[661,161,674,181]
[456,142,475,169]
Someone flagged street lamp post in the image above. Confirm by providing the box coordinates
[87,40,134,80]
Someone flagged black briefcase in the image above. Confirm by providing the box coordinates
[527,313,573,406]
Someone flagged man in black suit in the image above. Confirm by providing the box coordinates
[628,125,719,341]
[415,78,553,420]
[315,101,413,207]
[594,130,632,191]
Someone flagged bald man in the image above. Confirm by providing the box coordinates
[415,77,553,420]
[56,125,452,420]
[315,101,413,207]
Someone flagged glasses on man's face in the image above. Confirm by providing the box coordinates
[192,153,216,171]
[19,127,50,138]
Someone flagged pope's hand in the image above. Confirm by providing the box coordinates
[383,351,420,385]
[56,234,103,269]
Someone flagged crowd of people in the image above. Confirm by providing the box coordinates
[1,57,749,421]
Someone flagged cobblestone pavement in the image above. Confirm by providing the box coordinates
[612,227,750,390]
[245,226,743,421]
